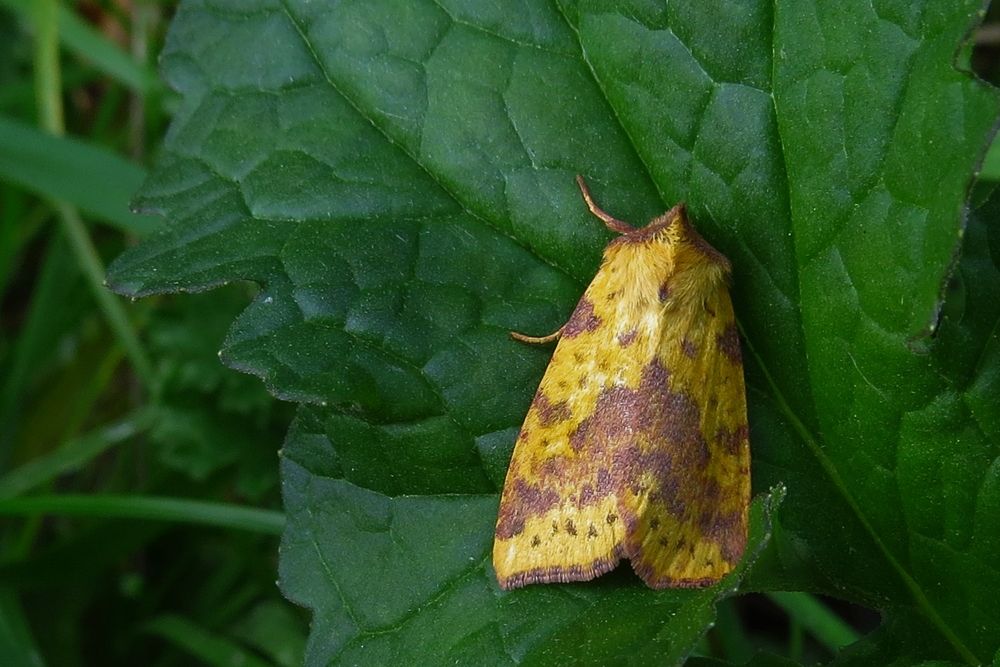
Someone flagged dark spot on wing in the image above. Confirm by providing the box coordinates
[562,360,745,559]
[701,510,745,563]
[717,324,742,364]
[563,298,602,338]
[496,478,560,539]
[715,424,749,455]
[532,393,572,426]
[618,329,638,347]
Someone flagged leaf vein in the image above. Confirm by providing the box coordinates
[275,0,581,283]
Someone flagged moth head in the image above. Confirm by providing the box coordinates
[610,204,732,279]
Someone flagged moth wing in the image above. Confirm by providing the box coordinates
[492,437,628,590]
[493,284,632,589]
[623,286,750,588]
[493,252,750,590]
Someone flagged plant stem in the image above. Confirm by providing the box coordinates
[31,0,156,391]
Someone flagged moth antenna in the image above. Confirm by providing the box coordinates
[510,328,562,345]
[576,175,635,234]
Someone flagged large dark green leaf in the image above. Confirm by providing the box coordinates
[107,1,1000,664]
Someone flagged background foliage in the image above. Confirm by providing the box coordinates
[2,1,1000,666]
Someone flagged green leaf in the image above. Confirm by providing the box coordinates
[107,0,1000,664]
[825,607,971,667]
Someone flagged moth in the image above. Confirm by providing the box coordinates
[493,177,750,589]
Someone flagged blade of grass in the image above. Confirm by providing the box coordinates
[59,200,156,382]
[0,410,153,500]
[0,194,47,293]
[56,344,127,448]
[4,339,141,561]
[767,592,860,652]
[129,0,155,158]
[31,0,155,392]
[0,115,157,235]
[712,598,754,664]
[0,0,158,95]
[31,0,61,133]
[0,495,286,535]
[0,588,43,667]
[0,521,165,588]
[0,66,96,110]
[144,615,272,667]
[788,616,803,663]
[10,329,136,474]
[0,235,89,470]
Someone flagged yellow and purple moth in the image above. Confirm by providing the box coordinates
[493,177,750,589]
